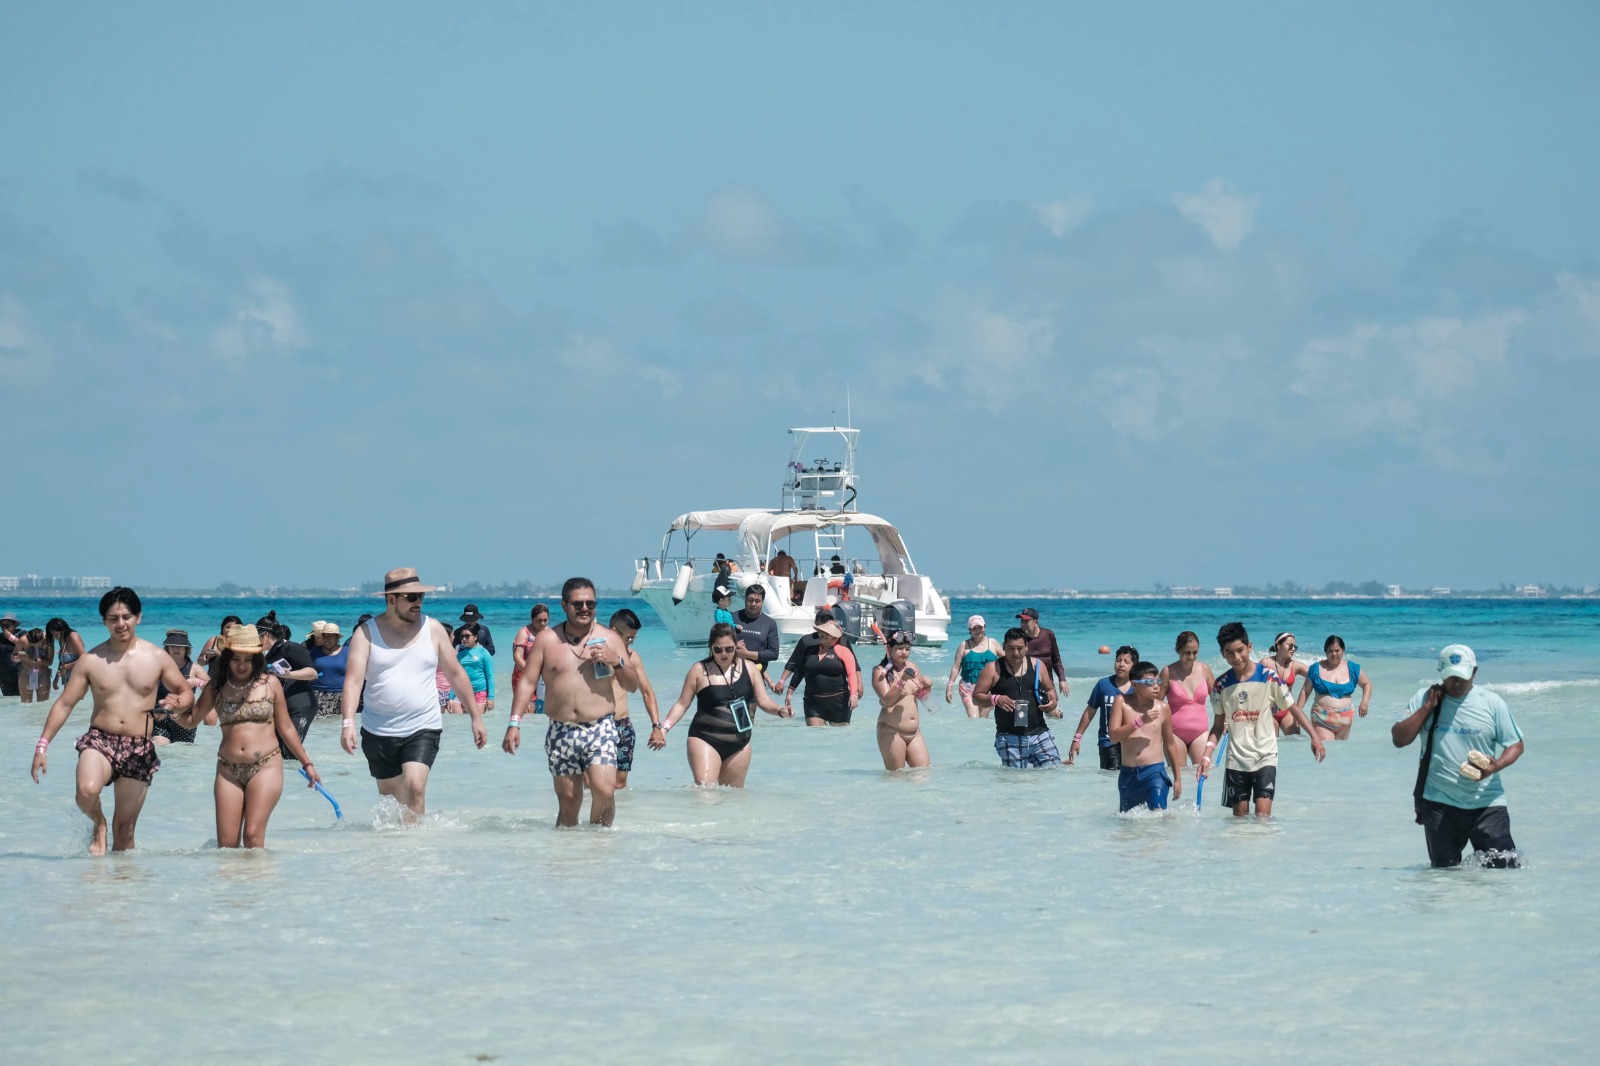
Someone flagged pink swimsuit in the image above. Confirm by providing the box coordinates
[1166,673,1211,745]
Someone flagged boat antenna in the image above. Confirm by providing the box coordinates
[846,385,852,428]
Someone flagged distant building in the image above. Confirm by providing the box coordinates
[76,576,111,591]
[1430,587,1452,597]
[1518,584,1547,598]
[1386,585,1403,597]
[0,576,17,591]
[1213,587,1233,598]
[1171,586,1203,597]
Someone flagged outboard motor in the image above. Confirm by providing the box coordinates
[879,599,916,641]
[832,599,865,643]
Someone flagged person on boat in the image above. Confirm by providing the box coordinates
[1260,632,1307,735]
[1018,608,1069,702]
[151,629,214,743]
[30,587,193,854]
[1069,645,1137,769]
[1293,635,1372,743]
[711,553,734,602]
[767,549,797,578]
[829,554,847,575]
[945,615,1001,718]
[12,626,52,703]
[973,627,1064,768]
[511,604,550,716]
[656,622,791,786]
[1157,630,1216,782]
[873,630,932,771]
[608,609,663,789]
[309,621,349,719]
[784,620,861,726]
[46,618,86,691]
[503,577,634,827]
[1107,661,1183,812]
[732,584,780,677]
[168,624,322,848]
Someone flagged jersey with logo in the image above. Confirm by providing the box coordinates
[1211,663,1294,772]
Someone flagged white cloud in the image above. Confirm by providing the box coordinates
[1031,195,1093,237]
[210,277,308,362]
[687,188,787,263]
[0,292,34,352]
[1173,178,1257,250]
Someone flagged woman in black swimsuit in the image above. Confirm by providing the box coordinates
[658,623,792,786]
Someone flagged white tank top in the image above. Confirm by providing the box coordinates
[361,616,442,737]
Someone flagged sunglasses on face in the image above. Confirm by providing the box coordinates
[567,600,596,610]
[712,644,736,654]
[1130,678,1160,687]
[400,593,424,603]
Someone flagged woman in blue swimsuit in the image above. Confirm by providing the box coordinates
[945,615,1001,718]
[1293,635,1373,742]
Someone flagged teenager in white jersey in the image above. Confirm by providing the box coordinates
[340,567,487,821]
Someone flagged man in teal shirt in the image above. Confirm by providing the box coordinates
[1392,644,1524,868]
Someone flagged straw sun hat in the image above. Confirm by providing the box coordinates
[379,567,436,596]
[220,624,265,654]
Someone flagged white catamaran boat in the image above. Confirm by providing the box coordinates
[633,428,952,647]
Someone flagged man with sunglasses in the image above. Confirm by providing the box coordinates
[340,567,488,822]
[1106,661,1183,811]
[504,577,637,827]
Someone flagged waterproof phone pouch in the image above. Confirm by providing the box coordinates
[587,638,613,679]
[729,698,753,733]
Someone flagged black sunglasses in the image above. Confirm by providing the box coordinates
[567,600,597,610]
[400,593,424,603]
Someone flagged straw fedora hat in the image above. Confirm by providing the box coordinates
[378,567,437,596]
[221,624,265,654]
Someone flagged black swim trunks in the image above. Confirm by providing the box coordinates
[360,728,442,780]
[1418,799,1520,868]
[1221,765,1277,807]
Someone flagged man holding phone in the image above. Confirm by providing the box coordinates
[504,577,638,827]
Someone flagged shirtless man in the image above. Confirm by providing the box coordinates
[1106,661,1184,812]
[339,567,487,822]
[607,608,663,790]
[503,578,637,826]
[29,587,194,854]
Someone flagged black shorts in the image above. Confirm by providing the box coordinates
[279,704,314,763]
[803,692,853,725]
[1419,799,1520,868]
[1098,743,1122,771]
[360,727,442,780]
[1222,765,1277,807]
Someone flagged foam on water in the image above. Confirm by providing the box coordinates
[2,595,1598,1062]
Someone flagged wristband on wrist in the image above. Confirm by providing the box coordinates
[1204,740,1216,750]
[341,719,355,728]
[662,720,673,733]
[1072,733,1083,742]
[35,737,50,753]
[508,716,522,726]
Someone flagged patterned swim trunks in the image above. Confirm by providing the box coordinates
[545,715,619,777]
[75,727,161,783]
[994,730,1062,769]
[615,716,637,772]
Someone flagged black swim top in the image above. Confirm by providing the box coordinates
[695,658,756,726]
[991,655,1046,736]
[793,646,848,697]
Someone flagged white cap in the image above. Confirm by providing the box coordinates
[1437,644,1477,681]
[966,615,985,630]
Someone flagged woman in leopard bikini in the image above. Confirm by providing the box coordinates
[172,624,321,848]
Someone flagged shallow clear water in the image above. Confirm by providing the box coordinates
[3,596,1597,1064]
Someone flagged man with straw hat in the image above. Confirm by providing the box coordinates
[30,587,194,854]
[339,567,487,821]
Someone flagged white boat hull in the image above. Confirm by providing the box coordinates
[638,572,949,648]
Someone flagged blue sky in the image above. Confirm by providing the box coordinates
[3,1,1597,590]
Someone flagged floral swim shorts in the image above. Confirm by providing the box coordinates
[544,715,619,778]
[75,727,161,784]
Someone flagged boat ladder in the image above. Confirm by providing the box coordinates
[813,525,845,570]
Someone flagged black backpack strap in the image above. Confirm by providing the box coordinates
[1412,694,1443,823]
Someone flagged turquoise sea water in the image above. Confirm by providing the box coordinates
[3,595,1598,1064]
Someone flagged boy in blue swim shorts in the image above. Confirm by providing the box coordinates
[1108,661,1182,811]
